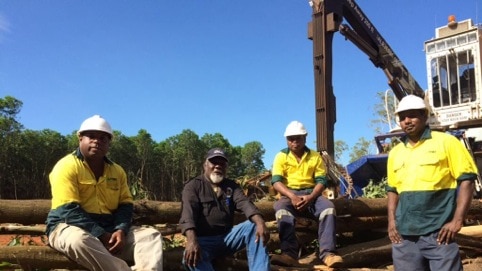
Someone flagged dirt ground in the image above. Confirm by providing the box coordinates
[0,234,46,246]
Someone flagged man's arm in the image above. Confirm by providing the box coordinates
[387,191,402,243]
[183,229,201,268]
[179,179,200,234]
[179,179,202,268]
[437,180,474,244]
[113,166,134,234]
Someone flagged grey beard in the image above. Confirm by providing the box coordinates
[210,173,224,184]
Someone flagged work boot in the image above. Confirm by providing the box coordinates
[271,253,299,267]
[323,253,343,268]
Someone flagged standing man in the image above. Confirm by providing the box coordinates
[46,115,163,271]
[387,95,477,271]
[270,121,342,268]
[179,148,271,271]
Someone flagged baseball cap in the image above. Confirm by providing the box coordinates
[205,148,228,162]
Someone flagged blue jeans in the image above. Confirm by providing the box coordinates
[274,189,337,260]
[182,220,270,271]
[392,232,462,271]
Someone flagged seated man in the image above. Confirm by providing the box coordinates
[270,121,343,268]
[179,148,271,271]
[46,115,163,270]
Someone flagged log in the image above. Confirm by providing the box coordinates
[0,246,186,271]
[0,199,276,225]
[2,234,482,271]
[337,236,392,268]
[0,224,46,235]
[0,245,396,271]
[0,224,180,237]
[459,225,482,238]
[333,198,388,217]
[1,198,482,231]
[0,198,466,222]
[0,246,82,270]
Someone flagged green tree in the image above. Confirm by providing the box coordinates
[371,90,398,134]
[239,141,266,178]
[345,91,398,163]
[0,96,23,134]
[133,130,155,183]
[158,129,205,201]
[66,131,79,151]
[110,131,149,199]
[349,137,372,163]
[334,140,348,164]
[14,129,69,199]
[0,96,24,199]
[0,96,270,200]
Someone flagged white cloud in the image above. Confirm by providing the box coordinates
[0,13,11,42]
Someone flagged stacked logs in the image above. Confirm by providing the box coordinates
[1,198,482,270]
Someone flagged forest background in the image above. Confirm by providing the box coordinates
[0,94,390,200]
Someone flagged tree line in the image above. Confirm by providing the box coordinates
[1,92,390,200]
[0,96,266,201]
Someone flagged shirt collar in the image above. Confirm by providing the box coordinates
[74,147,113,164]
[401,126,432,145]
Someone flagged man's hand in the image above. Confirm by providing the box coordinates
[437,219,463,245]
[184,230,201,268]
[99,230,125,254]
[387,219,402,244]
[251,214,270,246]
[294,194,314,211]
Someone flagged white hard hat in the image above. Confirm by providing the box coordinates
[77,115,113,138]
[284,121,308,137]
[395,95,427,114]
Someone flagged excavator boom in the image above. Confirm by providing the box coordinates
[308,0,482,198]
[308,0,425,156]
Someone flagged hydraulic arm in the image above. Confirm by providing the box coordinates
[308,0,424,156]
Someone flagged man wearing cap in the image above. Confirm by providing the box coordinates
[46,115,164,271]
[387,95,477,271]
[270,121,342,268]
[179,148,271,271]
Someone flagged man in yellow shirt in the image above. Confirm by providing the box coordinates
[46,115,163,270]
[270,121,342,268]
[387,95,477,271]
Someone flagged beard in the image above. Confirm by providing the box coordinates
[210,172,224,184]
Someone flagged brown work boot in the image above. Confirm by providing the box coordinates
[323,253,343,268]
[271,253,299,267]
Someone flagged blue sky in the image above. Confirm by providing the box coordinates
[1,0,481,168]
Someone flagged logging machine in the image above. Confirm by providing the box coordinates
[307,0,482,197]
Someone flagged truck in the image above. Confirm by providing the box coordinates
[307,0,482,198]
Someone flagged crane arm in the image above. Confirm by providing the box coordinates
[309,0,424,155]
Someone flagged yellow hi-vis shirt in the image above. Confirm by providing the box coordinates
[387,128,478,235]
[387,129,477,193]
[49,150,133,213]
[271,147,327,190]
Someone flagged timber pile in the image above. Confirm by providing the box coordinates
[1,199,482,270]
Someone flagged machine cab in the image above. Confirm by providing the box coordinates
[426,17,482,129]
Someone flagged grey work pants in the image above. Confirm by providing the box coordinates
[49,223,163,271]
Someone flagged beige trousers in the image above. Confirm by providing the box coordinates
[49,223,163,271]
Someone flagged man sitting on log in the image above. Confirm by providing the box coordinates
[270,121,343,268]
[179,148,271,271]
[45,115,164,271]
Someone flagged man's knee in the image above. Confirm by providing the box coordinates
[276,209,295,221]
